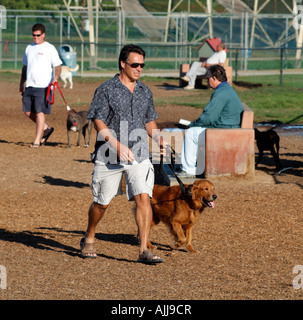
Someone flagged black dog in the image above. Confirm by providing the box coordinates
[67,109,92,148]
[254,128,282,170]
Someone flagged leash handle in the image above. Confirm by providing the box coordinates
[46,82,69,107]
[46,84,54,104]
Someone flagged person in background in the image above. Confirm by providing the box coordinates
[19,23,62,148]
[176,65,243,178]
[181,42,227,90]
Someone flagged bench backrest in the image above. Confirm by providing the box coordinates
[223,58,229,68]
[241,103,254,129]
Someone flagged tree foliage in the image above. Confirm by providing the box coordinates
[1,0,63,10]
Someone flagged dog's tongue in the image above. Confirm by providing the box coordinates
[210,201,215,208]
[73,122,78,127]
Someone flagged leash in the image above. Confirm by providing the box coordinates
[159,146,192,199]
[46,82,71,110]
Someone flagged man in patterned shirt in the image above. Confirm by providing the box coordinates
[80,45,165,264]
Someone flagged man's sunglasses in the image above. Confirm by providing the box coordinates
[126,62,145,69]
[32,34,42,37]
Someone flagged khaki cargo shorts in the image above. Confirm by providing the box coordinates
[91,159,154,205]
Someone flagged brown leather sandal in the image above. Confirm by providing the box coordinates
[137,250,163,264]
[30,143,41,148]
[80,237,97,259]
[41,127,54,145]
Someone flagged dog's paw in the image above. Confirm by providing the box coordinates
[175,239,186,248]
[187,246,198,254]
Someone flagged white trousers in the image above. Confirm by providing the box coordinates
[162,127,206,175]
[186,61,207,86]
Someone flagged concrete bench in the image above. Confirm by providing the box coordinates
[179,58,233,88]
[157,103,254,184]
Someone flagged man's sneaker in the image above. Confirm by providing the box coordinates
[184,85,195,90]
[181,76,190,82]
[176,171,195,178]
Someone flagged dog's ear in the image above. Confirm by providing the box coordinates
[67,109,77,115]
[190,181,204,199]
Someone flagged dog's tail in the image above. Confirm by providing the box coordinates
[69,64,79,72]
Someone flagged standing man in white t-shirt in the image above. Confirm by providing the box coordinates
[181,43,227,90]
[19,23,62,148]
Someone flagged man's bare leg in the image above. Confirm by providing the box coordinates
[82,202,108,258]
[134,193,163,262]
[33,112,45,145]
[24,111,49,145]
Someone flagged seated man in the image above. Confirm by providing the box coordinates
[173,65,243,178]
[181,42,227,90]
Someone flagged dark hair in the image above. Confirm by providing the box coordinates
[209,65,227,82]
[118,44,145,70]
[32,23,45,34]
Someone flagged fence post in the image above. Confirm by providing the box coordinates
[81,42,84,77]
[244,12,248,71]
[14,16,18,69]
[235,49,238,82]
[280,47,283,86]
[175,16,179,70]
[60,11,63,46]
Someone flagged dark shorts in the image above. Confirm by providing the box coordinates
[22,87,51,115]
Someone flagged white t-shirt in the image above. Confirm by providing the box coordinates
[206,50,226,65]
[22,41,62,88]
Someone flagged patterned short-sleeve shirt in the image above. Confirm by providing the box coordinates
[87,74,158,163]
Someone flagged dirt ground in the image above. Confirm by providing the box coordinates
[0,77,302,301]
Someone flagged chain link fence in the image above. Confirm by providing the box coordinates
[1,9,302,84]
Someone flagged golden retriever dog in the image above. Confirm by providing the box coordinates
[148,180,217,253]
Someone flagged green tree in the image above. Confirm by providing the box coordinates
[1,0,63,10]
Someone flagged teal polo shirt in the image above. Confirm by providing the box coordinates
[189,82,243,129]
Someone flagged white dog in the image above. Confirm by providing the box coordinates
[60,64,79,89]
